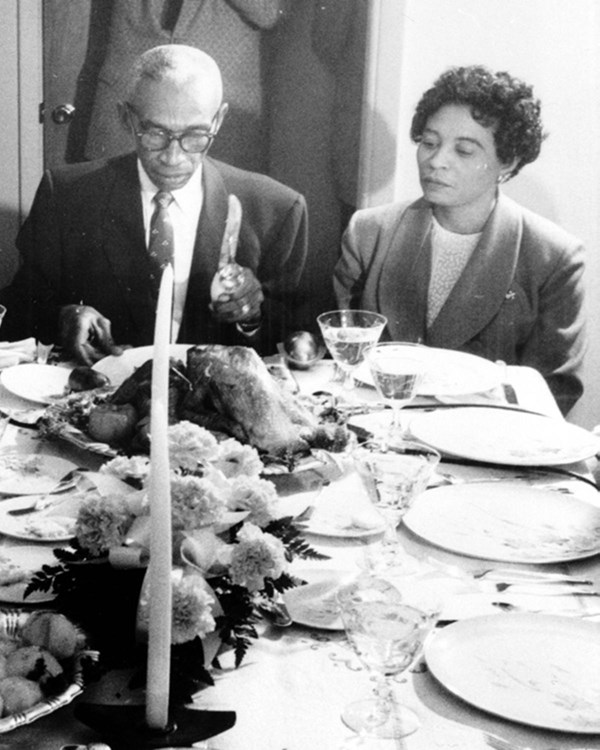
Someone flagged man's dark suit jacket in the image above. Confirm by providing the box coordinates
[1,154,308,354]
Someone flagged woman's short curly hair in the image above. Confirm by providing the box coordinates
[410,65,545,179]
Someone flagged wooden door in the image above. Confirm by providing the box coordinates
[42,0,110,168]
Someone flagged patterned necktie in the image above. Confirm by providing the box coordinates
[148,191,174,287]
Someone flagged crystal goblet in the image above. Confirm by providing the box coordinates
[353,440,440,574]
[317,310,387,393]
[337,574,440,739]
[365,342,425,444]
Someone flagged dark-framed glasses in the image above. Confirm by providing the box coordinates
[126,103,218,154]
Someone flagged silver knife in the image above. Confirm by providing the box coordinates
[218,194,242,270]
[479,572,593,586]
[211,194,244,296]
[485,584,600,596]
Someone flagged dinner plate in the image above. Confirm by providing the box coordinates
[0,454,78,495]
[354,346,501,397]
[0,496,77,542]
[403,482,600,562]
[93,344,193,387]
[425,614,600,732]
[283,569,357,629]
[409,407,600,466]
[0,363,71,404]
[0,471,135,543]
[0,545,59,603]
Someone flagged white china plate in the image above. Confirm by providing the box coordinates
[0,496,76,542]
[425,614,600,732]
[0,454,78,495]
[409,407,600,466]
[355,346,501,397]
[0,545,59,603]
[93,344,193,387]
[304,514,386,539]
[0,363,71,404]
[0,471,135,543]
[284,569,357,629]
[404,482,600,563]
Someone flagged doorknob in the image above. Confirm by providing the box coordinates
[52,103,76,124]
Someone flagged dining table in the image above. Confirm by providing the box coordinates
[0,351,600,750]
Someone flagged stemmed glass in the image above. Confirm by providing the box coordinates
[337,574,441,739]
[365,342,425,444]
[317,310,387,393]
[353,440,440,573]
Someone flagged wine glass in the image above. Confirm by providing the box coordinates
[365,342,425,444]
[337,574,440,739]
[353,440,440,573]
[317,310,387,393]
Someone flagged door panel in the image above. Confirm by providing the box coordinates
[42,0,91,168]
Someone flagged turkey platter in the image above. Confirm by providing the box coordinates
[41,346,349,464]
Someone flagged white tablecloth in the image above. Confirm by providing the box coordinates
[1,359,599,750]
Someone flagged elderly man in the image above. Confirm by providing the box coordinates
[1,45,308,364]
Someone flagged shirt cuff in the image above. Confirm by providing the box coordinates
[236,319,262,337]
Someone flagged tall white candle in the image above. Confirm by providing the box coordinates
[146,264,174,730]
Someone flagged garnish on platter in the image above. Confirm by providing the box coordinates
[39,345,353,477]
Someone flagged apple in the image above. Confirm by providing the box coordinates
[87,403,138,444]
[283,331,322,367]
[68,366,110,392]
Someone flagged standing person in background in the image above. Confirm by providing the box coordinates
[266,0,367,331]
[334,65,586,415]
[82,0,289,172]
[0,45,307,365]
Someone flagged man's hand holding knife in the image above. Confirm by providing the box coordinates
[210,194,263,328]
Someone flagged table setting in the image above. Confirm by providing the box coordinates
[0,300,598,749]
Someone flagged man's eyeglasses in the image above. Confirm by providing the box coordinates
[126,103,218,154]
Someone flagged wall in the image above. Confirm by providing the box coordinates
[0,0,42,287]
[0,0,20,285]
[365,0,600,428]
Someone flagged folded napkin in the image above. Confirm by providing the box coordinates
[0,338,37,367]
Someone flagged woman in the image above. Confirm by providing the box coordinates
[334,65,586,415]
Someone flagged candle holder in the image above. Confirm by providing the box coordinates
[74,703,236,749]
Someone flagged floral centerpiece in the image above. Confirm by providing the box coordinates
[27,420,327,703]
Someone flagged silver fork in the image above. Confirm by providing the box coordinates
[473,568,593,585]
[7,470,89,516]
[486,732,597,750]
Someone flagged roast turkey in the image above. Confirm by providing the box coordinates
[180,345,319,455]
